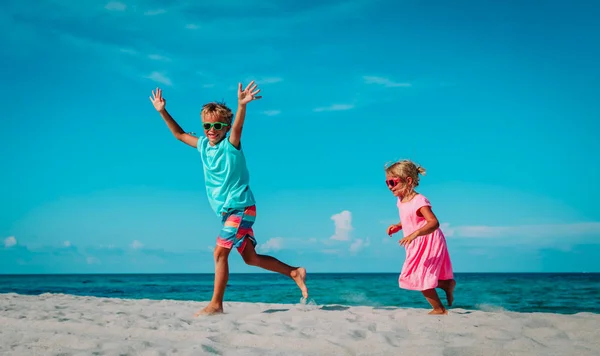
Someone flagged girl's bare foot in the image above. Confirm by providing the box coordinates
[194,303,223,317]
[428,308,448,315]
[446,279,456,306]
[290,267,308,299]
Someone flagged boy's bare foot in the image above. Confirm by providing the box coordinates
[446,279,456,306]
[428,309,448,315]
[290,267,308,299]
[194,303,223,317]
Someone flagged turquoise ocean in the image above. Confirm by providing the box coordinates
[1,273,599,314]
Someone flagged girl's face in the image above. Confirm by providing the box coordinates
[386,174,413,197]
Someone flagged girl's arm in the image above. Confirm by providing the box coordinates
[399,206,440,246]
[387,222,402,236]
[413,206,440,236]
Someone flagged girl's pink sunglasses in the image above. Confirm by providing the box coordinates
[386,178,402,188]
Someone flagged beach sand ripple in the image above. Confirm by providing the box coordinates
[1,293,599,355]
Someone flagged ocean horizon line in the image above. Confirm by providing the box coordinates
[1,271,598,276]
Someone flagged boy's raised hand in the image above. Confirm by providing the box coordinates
[149,87,166,112]
[238,81,262,105]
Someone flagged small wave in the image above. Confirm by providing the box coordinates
[340,292,382,307]
[476,303,507,312]
[297,297,319,312]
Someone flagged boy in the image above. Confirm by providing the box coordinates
[149,82,308,315]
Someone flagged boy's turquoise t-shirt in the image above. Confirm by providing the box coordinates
[196,136,256,216]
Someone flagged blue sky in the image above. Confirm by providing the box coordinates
[1,0,599,274]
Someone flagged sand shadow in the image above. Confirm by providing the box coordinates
[201,344,221,355]
[320,305,350,311]
[451,310,473,315]
[262,308,290,314]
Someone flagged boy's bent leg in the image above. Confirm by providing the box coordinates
[195,246,231,316]
[240,241,308,299]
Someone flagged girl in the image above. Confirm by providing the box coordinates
[385,160,456,315]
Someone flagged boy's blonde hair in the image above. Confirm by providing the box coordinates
[385,159,426,187]
[201,102,234,124]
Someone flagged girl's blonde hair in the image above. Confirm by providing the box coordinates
[384,159,426,187]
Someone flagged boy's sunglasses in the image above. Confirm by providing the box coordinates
[203,122,229,131]
[386,178,402,188]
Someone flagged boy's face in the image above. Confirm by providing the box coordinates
[202,113,230,145]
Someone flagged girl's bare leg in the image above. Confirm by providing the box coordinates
[195,246,231,316]
[422,289,448,315]
[437,279,456,306]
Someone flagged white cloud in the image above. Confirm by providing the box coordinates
[321,249,340,255]
[9,2,381,92]
[349,238,370,254]
[330,210,353,241]
[442,222,600,249]
[179,0,375,42]
[443,222,600,239]
[145,72,173,86]
[120,48,137,55]
[313,104,354,112]
[104,1,126,11]
[131,240,144,249]
[258,237,284,253]
[86,256,100,264]
[4,236,17,248]
[363,76,411,88]
[262,110,281,116]
[63,240,71,247]
[144,9,166,16]
[255,77,283,85]
[148,54,171,62]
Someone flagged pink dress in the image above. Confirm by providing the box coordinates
[397,194,454,291]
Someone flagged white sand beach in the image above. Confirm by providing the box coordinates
[1,293,599,356]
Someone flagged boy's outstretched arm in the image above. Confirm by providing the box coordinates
[149,88,198,148]
[229,81,262,149]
